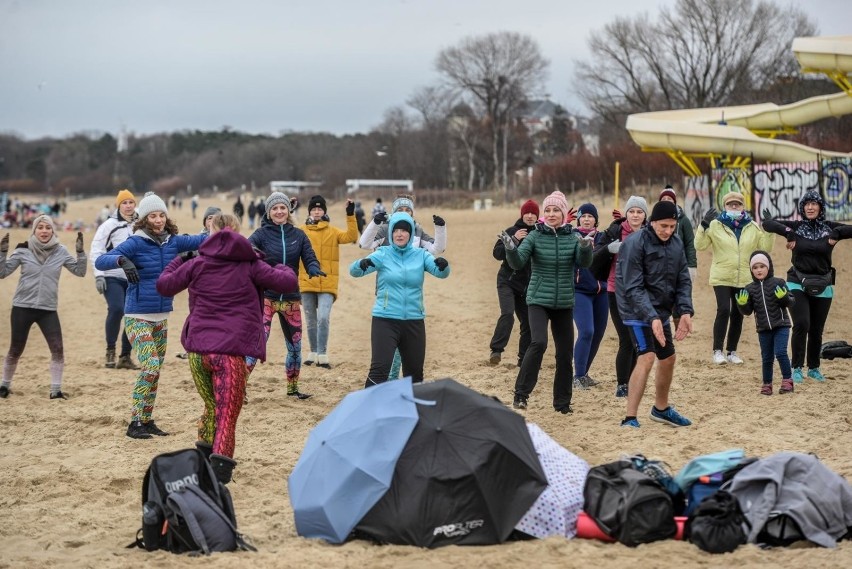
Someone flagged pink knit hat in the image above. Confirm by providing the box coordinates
[542,191,570,225]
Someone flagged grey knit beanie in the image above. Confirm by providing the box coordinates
[624,195,649,218]
[265,192,294,218]
[202,206,222,229]
[137,192,168,219]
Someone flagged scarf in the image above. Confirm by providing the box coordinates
[28,215,60,264]
[718,211,751,241]
[136,227,169,245]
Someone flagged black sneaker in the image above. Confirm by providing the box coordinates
[512,394,527,410]
[287,391,313,400]
[489,351,501,365]
[126,421,153,439]
[555,405,574,414]
[49,391,68,400]
[143,421,169,436]
[0,385,9,398]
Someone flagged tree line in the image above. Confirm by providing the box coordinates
[1,0,848,204]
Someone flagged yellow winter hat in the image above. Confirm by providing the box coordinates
[115,189,136,208]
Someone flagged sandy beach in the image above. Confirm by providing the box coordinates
[0,193,850,568]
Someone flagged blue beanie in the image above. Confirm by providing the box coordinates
[577,203,599,226]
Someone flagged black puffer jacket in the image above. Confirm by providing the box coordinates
[737,250,794,332]
[493,218,535,293]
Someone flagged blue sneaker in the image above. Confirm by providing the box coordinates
[615,384,628,398]
[650,405,692,427]
[807,368,826,382]
[621,417,640,428]
[792,368,804,383]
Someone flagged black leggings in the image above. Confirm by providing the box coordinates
[365,317,426,387]
[514,305,574,409]
[789,289,832,369]
[712,286,743,352]
[608,292,636,387]
[6,306,64,362]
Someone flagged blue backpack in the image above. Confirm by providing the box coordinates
[675,449,756,516]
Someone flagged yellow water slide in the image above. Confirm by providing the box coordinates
[626,36,852,176]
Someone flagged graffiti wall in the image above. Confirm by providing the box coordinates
[683,175,710,230]
[822,158,852,221]
[753,162,819,222]
[712,168,752,211]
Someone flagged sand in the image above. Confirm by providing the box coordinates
[0,194,850,568]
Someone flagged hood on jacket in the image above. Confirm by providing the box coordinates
[388,212,415,251]
[199,228,257,262]
[797,190,826,220]
[749,249,775,281]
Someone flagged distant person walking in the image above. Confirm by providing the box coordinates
[90,189,140,370]
[617,201,694,428]
[233,196,245,224]
[761,191,852,382]
[488,199,538,367]
[156,213,297,484]
[502,190,592,414]
[696,191,774,365]
[94,192,206,439]
[299,195,359,368]
[371,197,386,219]
[735,251,795,395]
[0,216,86,399]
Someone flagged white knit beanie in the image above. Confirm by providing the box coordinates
[137,192,168,219]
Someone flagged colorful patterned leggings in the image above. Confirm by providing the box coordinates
[124,317,168,422]
[246,298,303,394]
[188,352,247,458]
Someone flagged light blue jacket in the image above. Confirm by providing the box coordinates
[349,212,450,320]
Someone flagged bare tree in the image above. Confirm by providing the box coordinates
[436,31,549,191]
[574,0,816,134]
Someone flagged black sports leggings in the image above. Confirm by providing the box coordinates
[788,290,832,369]
[712,286,743,352]
[6,306,64,362]
[608,292,636,387]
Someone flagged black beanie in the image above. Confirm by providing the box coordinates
[649,200,678,222]
[394,220,413,234]
[308,195,327,213]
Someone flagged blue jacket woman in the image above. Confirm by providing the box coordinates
[350,212,450,387]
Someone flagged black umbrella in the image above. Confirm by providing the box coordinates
[355,378,547,548]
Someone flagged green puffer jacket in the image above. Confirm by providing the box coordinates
[506,223,592,309]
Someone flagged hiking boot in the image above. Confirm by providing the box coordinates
[555,405,573,414]
[126,420,153,439]
[726,351,744,365]
[287,390,313,400]
[712,350,727,365]
[210,454,237,484]
[143,421,169,436]
[792,367,804,383]
[512,394,528,410]
[489,351,501,365]
[649,405,692,427]
[303,352,317,366]
[0,385,9,398]
[116,355,140,370]
[583,375,600,387]
[807,368,826,382]
[49,390,68,400]
[621,417,640,428]
[105,348,116,368]
[760,384,773,396]
[316,354,332,369]
[573,376,589,390]
[779,379,794,394]
[615,384,629,398]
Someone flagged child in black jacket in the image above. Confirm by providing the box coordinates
[736,250,795,395]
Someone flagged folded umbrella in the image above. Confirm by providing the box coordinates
[288,378,424,543]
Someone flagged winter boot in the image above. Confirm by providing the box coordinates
[195,441,213,460]
[105,348,116,368]
[116,354,140,370]
[209,453,237,484]
[126,420,153,439]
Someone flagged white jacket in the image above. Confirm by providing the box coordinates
[90,211,135,278]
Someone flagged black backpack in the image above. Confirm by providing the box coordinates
[583,460,677,546]
[821,340,852,360]
[128,448,255,555]
[684,490,751,553]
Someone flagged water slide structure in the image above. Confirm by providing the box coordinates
[626,36,852,177]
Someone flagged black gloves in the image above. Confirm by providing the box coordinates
[373,212,387,225]
[701,207,718,230]
[118,257,140,283]
[75,232,84,254]
[761,208,772,222]
[346,200,355,216]
[179,250,196,261]
[359,258,374,271]
[434,257,449,270]
[308,266,327,278]
[0,233,8,254]
[432,215,445,227]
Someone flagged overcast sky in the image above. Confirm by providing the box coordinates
[1,0,849,140]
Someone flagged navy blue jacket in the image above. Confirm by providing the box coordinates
[248,220,320,301]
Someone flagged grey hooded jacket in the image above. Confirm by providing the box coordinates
[728,451,852,548]
[0,244,87,310]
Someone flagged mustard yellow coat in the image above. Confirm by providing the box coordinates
[298,215,359,299]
